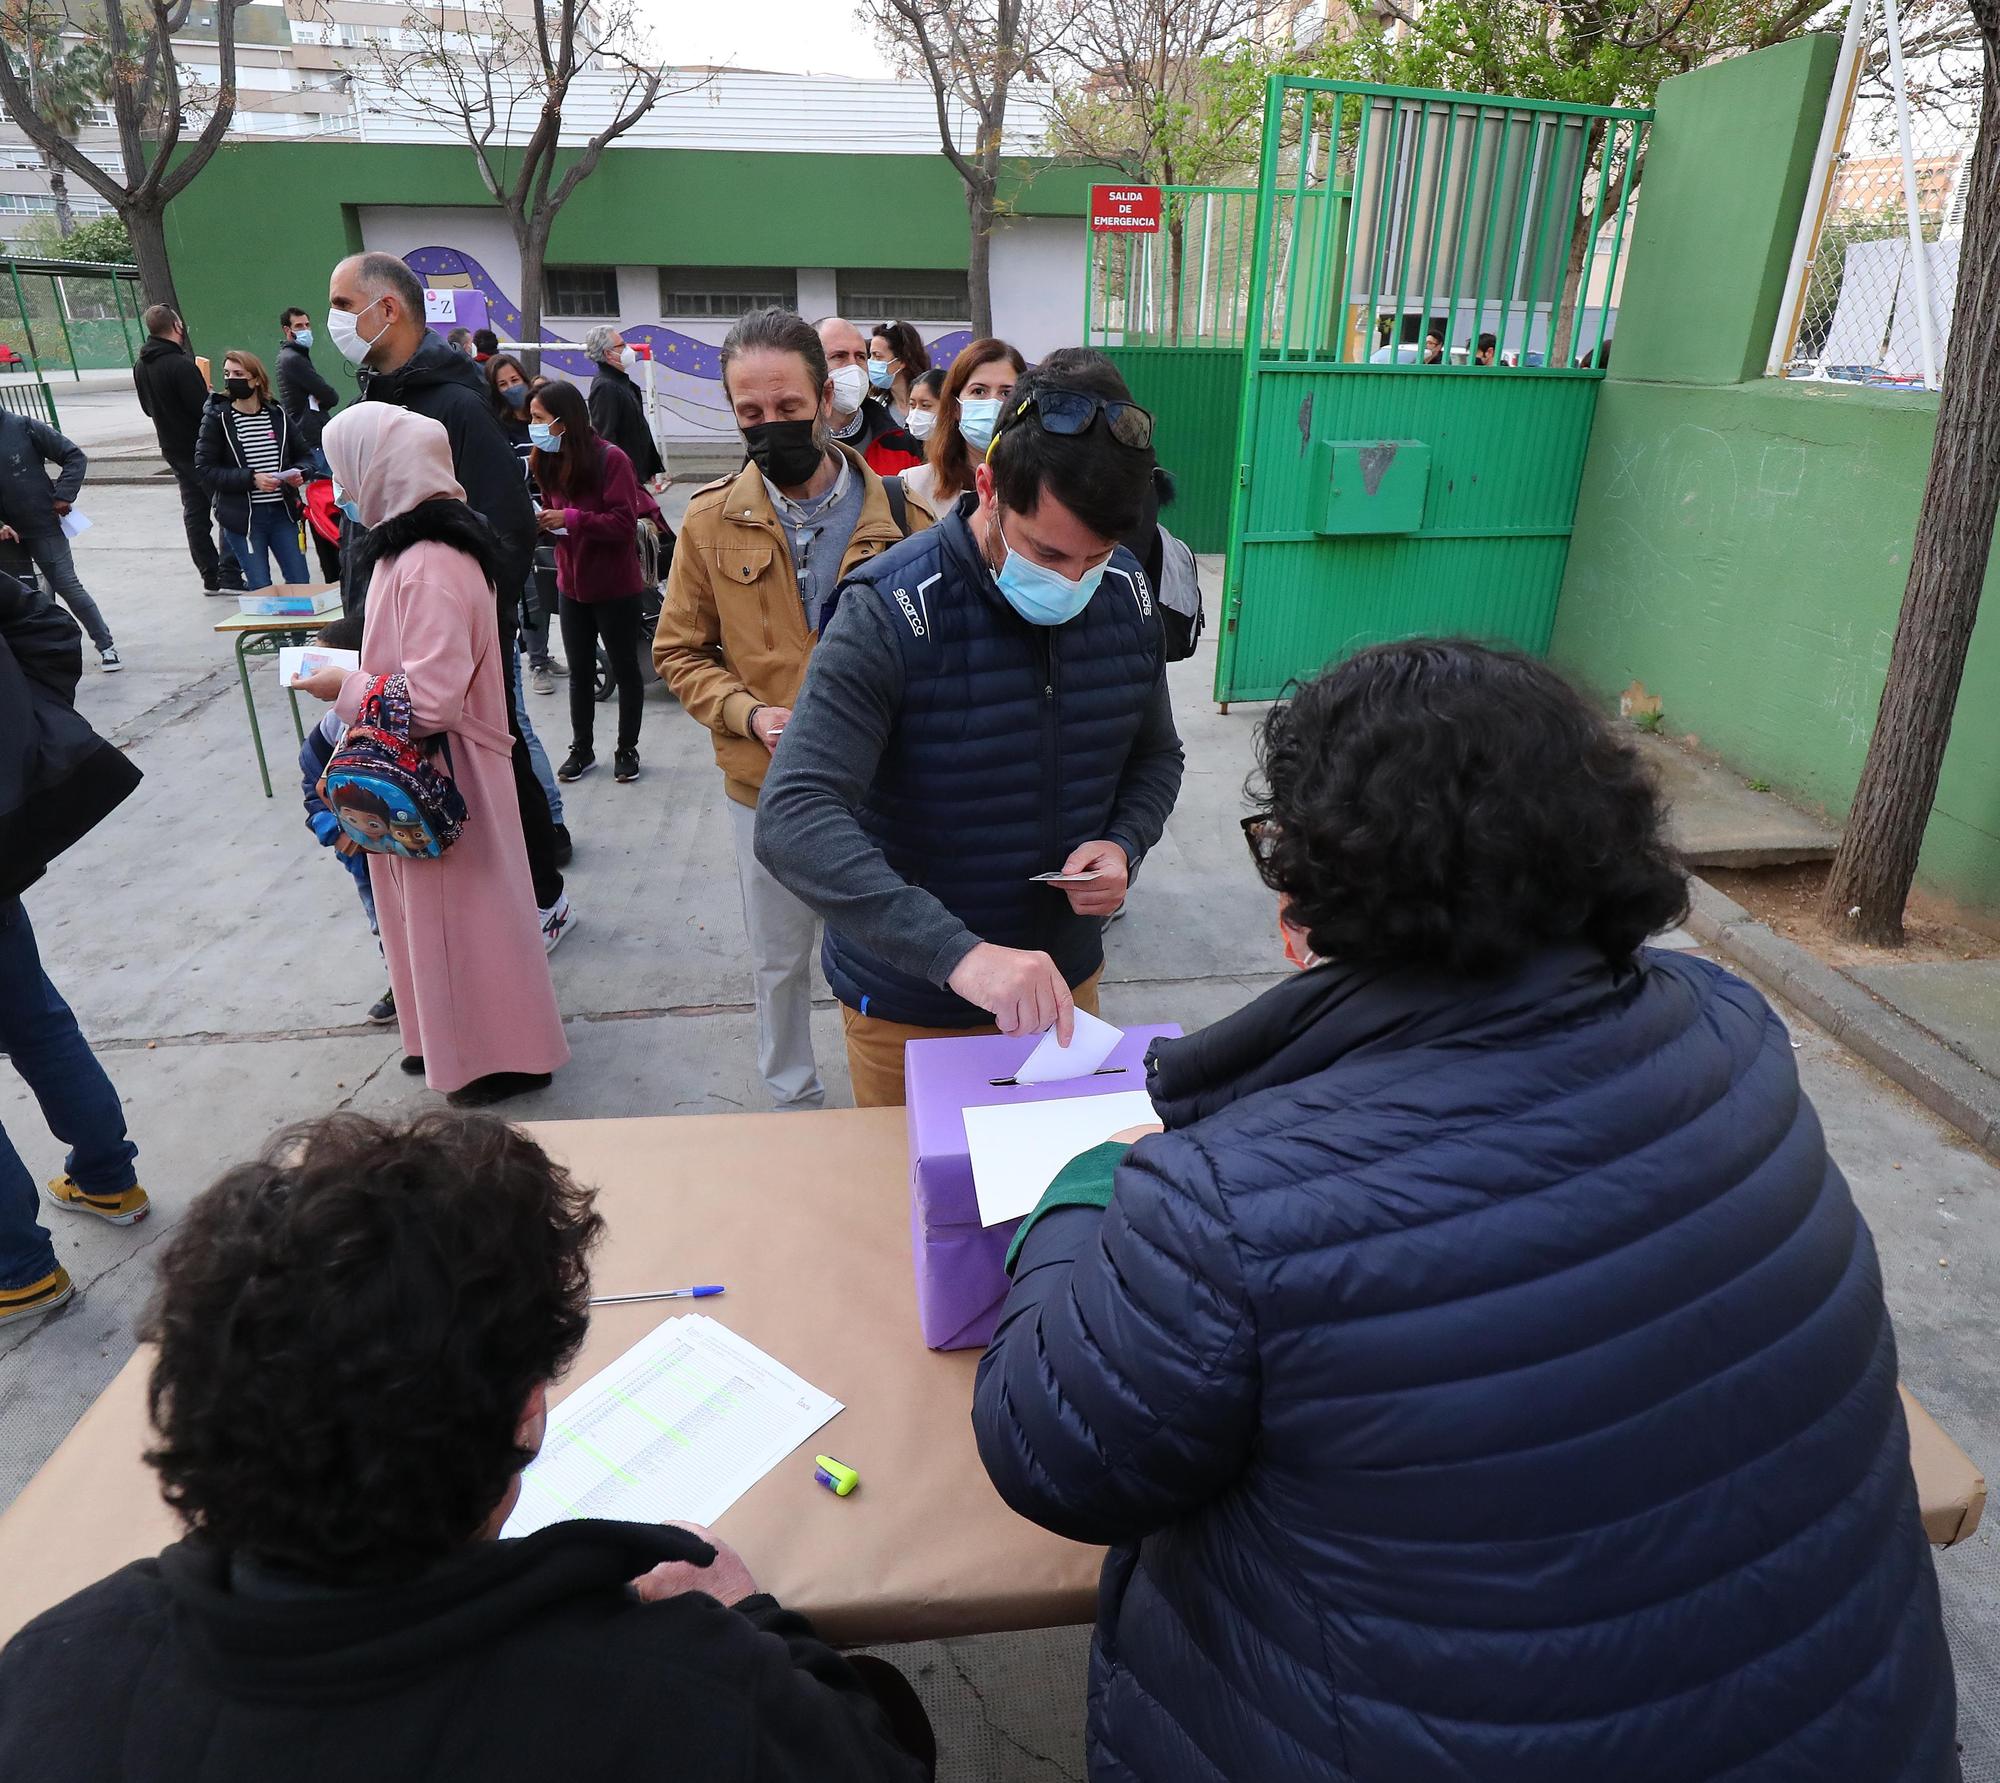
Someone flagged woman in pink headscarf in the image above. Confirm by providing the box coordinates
[297,405,568,1106]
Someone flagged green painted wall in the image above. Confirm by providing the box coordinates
[1550,38,2000,911]
[162,140,1094,401]
[1612,34,1839,386]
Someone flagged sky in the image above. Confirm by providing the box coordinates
[641,0,897,79]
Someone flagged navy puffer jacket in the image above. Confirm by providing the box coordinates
[973,947,1957,1782]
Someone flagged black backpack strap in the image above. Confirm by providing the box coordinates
[885,473,910,538]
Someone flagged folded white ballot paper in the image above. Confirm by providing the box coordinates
[278,645,360,687]
[59,510,90,540]
[964,1089,1159,1228]
[501,1314,841,1539]
[1014,1008,1124,1085]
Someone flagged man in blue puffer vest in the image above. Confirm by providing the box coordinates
[757,359,1184,1106]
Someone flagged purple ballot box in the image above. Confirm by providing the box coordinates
[903,1023,1182,1351]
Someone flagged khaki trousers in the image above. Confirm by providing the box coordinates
[840,970,1104,1109]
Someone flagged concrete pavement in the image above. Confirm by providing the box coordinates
[3,484,1998,1780]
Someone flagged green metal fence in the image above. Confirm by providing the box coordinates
[1083,187,1258,552]
[1249,82,1648,370]
[0,374,59,427]
[0,256,143,381]
[1215,78,1651,704]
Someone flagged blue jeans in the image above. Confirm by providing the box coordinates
[512,639,563,823]
[223,504,312,589]
[0,897,137,1289]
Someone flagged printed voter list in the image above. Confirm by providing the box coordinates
[502,1315,842,1537]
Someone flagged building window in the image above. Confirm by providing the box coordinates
[836,268,968,324]
[544,265,619,316]
[657,265,798,319]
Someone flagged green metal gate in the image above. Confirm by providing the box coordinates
[1215,78,1649,704]
[1085,186,1258,553]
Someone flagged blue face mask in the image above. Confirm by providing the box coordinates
[868,358,896,390]
[291,327,314,350]
[529,422,561,452]
[331,479,361,524]
[993,516,1108,626]
[502,382,530,409]
[959,397,1003,453]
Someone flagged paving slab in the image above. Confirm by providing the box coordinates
[1637,733,1840,867]
[1853,961,2000,1082]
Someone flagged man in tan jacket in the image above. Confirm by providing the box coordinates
[656,307,929,1109]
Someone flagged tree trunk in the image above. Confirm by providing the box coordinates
[1167,203,1187,343]
[123,202,178,311]
[966,179,995,340]
[1818,55,2000,944]
[1554,208,1592,367]
[516,218,546,376]
[43,151,75,237]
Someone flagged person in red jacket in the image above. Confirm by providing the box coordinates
[815,317,923,477]
[529,380,647,786]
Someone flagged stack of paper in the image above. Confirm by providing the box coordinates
[501,1314,842,1538]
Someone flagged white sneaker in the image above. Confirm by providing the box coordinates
[530,662,556,696]
[539,893,575,955]
[99,647,122,672]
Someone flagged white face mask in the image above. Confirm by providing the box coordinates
[829,363,869,414]
[905,407,938,441]
[326,295,386,368]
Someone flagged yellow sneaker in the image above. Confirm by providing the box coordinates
[45,1176,151,1226]
[0,1266,74,1328]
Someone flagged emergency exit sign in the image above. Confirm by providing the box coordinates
[1090,185,1163,232]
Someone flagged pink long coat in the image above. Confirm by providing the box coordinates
[326,405,569,1094]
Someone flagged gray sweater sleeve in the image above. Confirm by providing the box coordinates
[1102,666,1184,871]
[754,591,981,988]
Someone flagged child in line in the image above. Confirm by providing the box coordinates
[297,615,393,1024]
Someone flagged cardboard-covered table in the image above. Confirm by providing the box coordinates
[0,1110,1984,1649]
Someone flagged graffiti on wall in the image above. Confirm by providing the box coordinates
[404,245,974,436]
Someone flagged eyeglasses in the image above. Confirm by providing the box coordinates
[1241,813,1278,871]
[996,387,1155,451]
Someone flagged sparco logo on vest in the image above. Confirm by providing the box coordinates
[892,588,927,637]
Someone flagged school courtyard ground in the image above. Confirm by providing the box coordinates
[3,465,1998,1779]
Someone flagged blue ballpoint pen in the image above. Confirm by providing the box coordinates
[588,1285,725,1306]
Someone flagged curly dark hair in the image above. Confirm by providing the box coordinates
[142,1112,604,1582]
[1251,640,1687,975]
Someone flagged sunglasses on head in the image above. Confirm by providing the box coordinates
[995,386,1156,451]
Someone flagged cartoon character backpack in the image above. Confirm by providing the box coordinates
[322,673,468,859]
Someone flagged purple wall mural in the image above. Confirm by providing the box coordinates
[403,245,974,386]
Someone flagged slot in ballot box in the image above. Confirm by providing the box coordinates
[905,1023,1182,1350]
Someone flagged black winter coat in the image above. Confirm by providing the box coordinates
[974,948,1959,1783]
[588,360,664,483]
[346,333,536,617]
[0,411,85,537]
[0,574,140,898]
[132,334,210,464]
[194,397,314,535]
[0,1520,932,1783]
[275,337,341,446]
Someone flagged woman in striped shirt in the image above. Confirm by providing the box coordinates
[195,350,314,589]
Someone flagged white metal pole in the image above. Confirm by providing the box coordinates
[1883,0,1942,389]
[1766,0,1871,374]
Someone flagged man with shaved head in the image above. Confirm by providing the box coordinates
[326,252,572,946]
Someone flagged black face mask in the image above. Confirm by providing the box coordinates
[742,419,822,488]
[225,376,253,400]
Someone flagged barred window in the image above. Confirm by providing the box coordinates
[543,265,619,317]
[658,265,799,318]
[835,267,968,324]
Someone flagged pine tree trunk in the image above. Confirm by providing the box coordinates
[43,152,75,237]
[1818,54,2000,943]
[966,185,995,340]
[123,202,179,311]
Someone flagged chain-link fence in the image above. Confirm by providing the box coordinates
[1774,0,1982,390]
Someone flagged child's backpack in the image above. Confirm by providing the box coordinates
[322,673,468,859]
